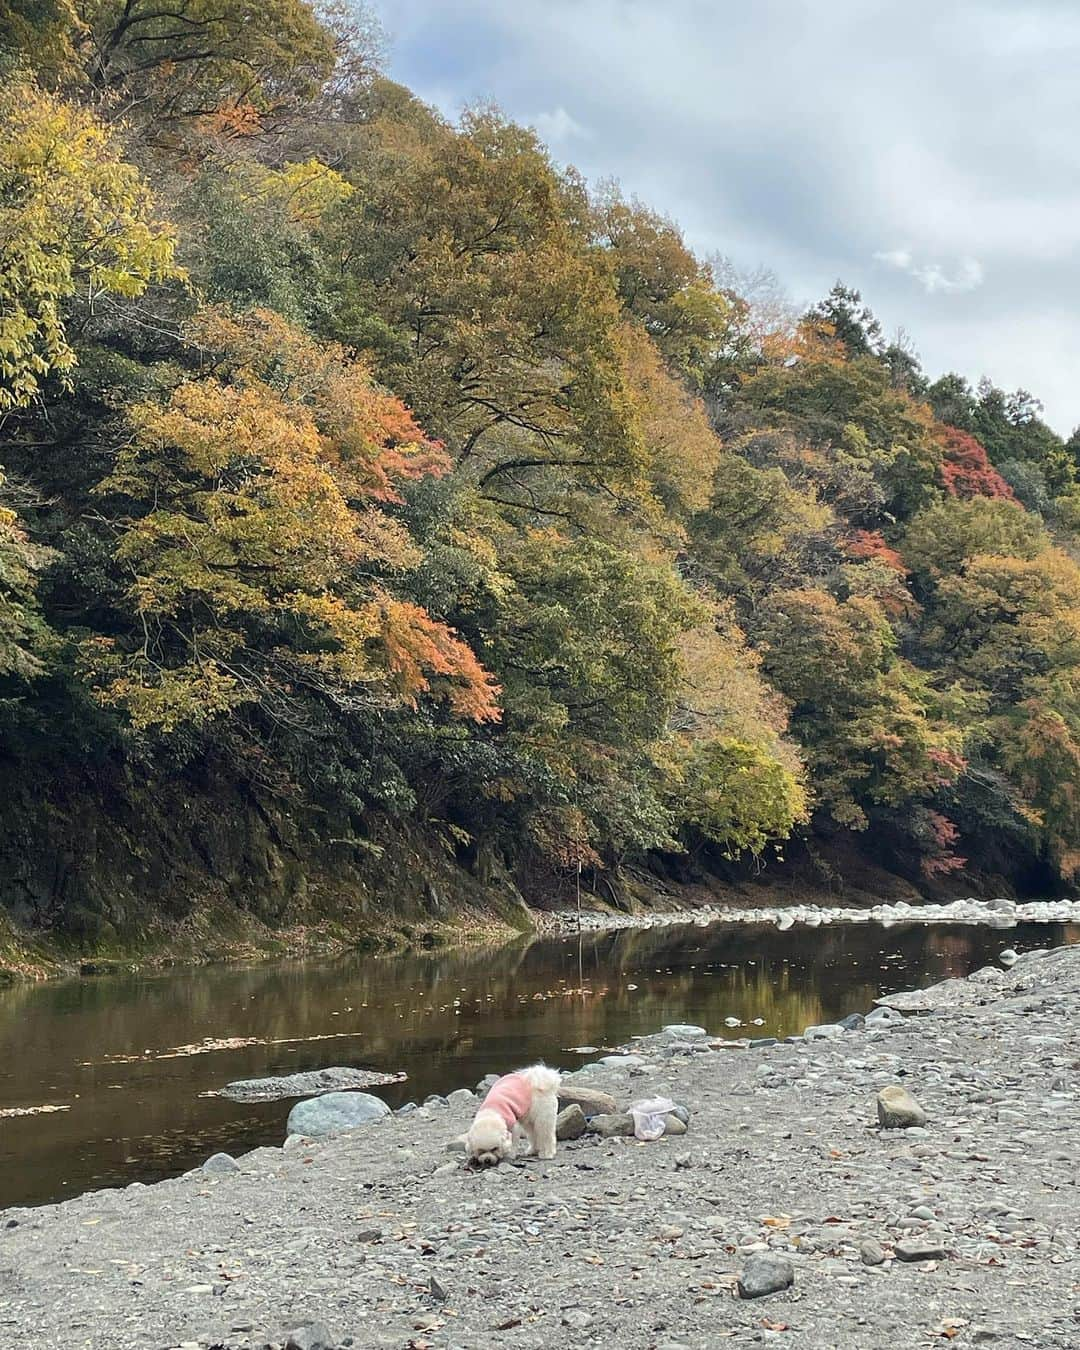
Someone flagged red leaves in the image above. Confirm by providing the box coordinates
[921,811,967,878]
[845,529,908,575]
[936,425,1016,502]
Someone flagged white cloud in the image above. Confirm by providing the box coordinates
[378,0,1080,432]
[874,249,985,295]
[530,106,590,145]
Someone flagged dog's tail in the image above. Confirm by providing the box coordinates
[521,1063,561,1095]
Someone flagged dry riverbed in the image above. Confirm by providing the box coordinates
[0,944,1077,1349]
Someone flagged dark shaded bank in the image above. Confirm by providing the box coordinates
[0,763,532,977]
[0,763,1068,977]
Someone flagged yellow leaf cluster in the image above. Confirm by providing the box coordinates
[0,77,181,408]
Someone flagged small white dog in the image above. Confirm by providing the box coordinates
[464,1064,560,1167]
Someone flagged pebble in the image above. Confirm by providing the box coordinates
[860,1238,886,1266]
[738,1253,795,1298]
[894,1238,946,1262]
[284,1326,337,1350]
[877,1085,928,1129]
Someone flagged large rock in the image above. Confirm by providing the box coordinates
[737,1253,794,1298]
[557,1083,618,1117]
[217,1067,403,1103]
[285,1324,337,1350]
[587,1111,635,1138]
[661,1024,707,1040]
[201,1152,240,1175]
[804,1023,844,1040]
[894,1237,945,1262]
[556,1104,587,1140]
[877,1084,928,1129]
[286,1091,390,1138]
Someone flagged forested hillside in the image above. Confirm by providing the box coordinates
[3,0,1079,948]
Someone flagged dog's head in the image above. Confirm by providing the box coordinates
[464,1110,512,1168]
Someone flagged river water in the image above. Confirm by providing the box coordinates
[0,918,1074,1210]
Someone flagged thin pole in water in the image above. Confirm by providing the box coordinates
[576,860,584,991]
[576,860,582,932]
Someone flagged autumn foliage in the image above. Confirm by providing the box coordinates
[83,309,499,731]
[4,29,1080,913]
[937,425,1016,501]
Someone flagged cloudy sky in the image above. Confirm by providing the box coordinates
[373,0,1079,435]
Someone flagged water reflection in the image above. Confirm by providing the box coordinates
[0,919,1073,1209]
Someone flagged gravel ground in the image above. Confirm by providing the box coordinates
[0,942,1077,1350]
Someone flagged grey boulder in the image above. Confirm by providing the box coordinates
[587,1111,635,1138]
[557,1083,618,1116]
[737,1253,795,1298]
[201,1152,240,1175]
[216,1066,402,1103]
[661,1024,708,1040]
[877,1084,928,1129]
[286,1091,389,1139]
[556,1103,588,1140]
[804,1022,844,1040]
[285,1323,337,1350]
[894,1237,946,1262]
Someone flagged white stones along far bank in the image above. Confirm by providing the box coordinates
[541,895,1080,935]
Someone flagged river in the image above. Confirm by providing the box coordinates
[0,918,1074,1210]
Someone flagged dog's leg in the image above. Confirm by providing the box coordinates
[512,1122,532,1157]
[532,1092,557,1160]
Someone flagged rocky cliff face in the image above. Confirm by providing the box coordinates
[0,759,530,969]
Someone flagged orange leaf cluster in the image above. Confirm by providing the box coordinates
[377,597,501,723]
[936,425,1016,502]
[844,529,908,575]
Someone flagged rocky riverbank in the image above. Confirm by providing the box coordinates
[1,943,1078,1349]
[537,894,1080,935]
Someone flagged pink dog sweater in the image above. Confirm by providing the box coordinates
[481,1073,533,1128]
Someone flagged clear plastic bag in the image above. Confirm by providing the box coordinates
[629,1096,676,1141]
